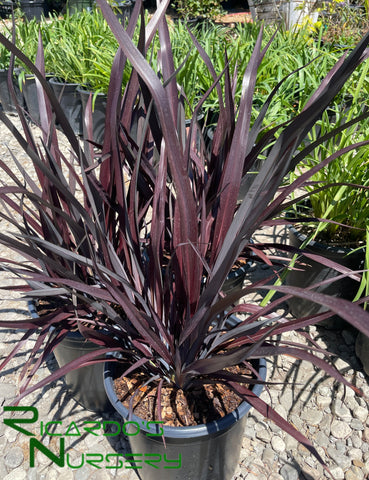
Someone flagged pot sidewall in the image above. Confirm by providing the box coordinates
[78,87,107,144]
[49,78,83,135]
[53,333,112,414]
[0,69,24,113]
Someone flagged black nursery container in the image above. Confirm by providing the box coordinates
[21,74,40,124]
[104,357,267,480]
[113,0,133,24]
[286,223,365,325]
[52,331,112,413]
[19,0,46,21]
[28,302,112,414]
[78,86,107,145]
[0,0,13,18]
[49,77,83,136]
[0,69,24,114]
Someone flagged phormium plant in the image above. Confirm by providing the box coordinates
[0,0,369,473]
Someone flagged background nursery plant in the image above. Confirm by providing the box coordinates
[0,0,369,478]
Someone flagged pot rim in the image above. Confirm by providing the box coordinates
[285,204,365,254]
[287,222,365,255]
[49,77,82,87]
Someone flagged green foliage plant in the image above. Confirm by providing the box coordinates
[290,61,369,245]
[320,0,369,46]
[174,0,224,20]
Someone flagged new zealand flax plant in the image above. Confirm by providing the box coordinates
[1,0,369,472]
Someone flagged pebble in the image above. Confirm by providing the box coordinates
[271,436,286,453]
[4,467,27,480]
[345,466,365,480]
[330,420,352,439]
[314,431,330,447]
[332,400,351,421]
[0,383,17,403]
[256,428,271,443]
[0,117,368,480]
[327,466,344,479]
[348,447,363,461]
[316,395,332,409]
[353,406,368,423]
[262,448,276,465]
[327,446,352,471]
[350,418,364,431]
[4,447,24,469]
[280,464,299,480]
[301,408,323,426]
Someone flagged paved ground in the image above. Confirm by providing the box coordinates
[0,116,369,480]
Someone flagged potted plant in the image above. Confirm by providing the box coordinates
[12,14,52,122]
[18,0,47,20]
[0,37,16,113]
[66,0,92,13]
[285,90,369,323]
[1,1,369,478]
[45,8,123,139]
[174,0,224,22]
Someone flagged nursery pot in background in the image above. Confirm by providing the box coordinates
[286,223,365,327]
[248,0,284,24]
[52,331,112,414]
[66,0,93,13]
[104,356,267,480]
[113,0,133,24]
[19,0,46,21]
[0,0,13,18]
[78,86,107,145]
[49,77,83,136]
[28,302,112,414]
[20,74,40,124]
[0,69,24,114]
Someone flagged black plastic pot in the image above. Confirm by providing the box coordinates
[49,77,83,136]
[28,302,112,414]
[113,0,133,24]
[0,68,24,114]
[104,357,267,480]
[19,0,46,21]
[78,87,107,145]
[0,0,13,18]
[20,74,40,124]
[52,330,112,414]
[286,223,365,326]
[67,0,92,13]
[222,261,251,294]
